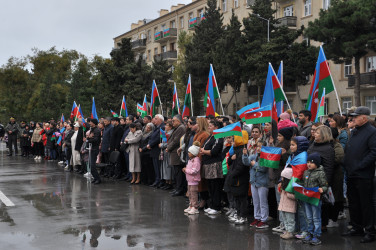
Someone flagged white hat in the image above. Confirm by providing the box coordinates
[74,122,80,128]
[188,145,200,156]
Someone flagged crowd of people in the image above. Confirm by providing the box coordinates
[0,105,376,245]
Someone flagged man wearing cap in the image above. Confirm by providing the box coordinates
[5,117,19,156]
[342,106,376,243]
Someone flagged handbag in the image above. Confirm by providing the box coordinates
[119,142,129,153]
[322,186,335,205]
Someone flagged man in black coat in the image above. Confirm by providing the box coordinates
[101,117,113,163]
[147,114,165,187]
[86,119,102,185]
[343,107,376,243]
[5,117,19,156]
[110,117,123,152]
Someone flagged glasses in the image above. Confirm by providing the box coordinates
[188,121,196,125]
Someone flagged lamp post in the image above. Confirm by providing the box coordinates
[252,13,270,42]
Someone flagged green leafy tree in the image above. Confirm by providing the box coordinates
[305,0,376,106]
[152,59,172,116]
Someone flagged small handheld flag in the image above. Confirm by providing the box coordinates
[111,110,119,118]
[213,121,242,139]
[137,103,147,118]
[236,102,260,121]
[259,146,282,169]
[292,182,321,207]
[160,128,168,142]
[120,96,128,117]
[276,61,284,116]
[60,114,65,123]
[244,105,272,124]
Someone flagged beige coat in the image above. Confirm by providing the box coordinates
[167,124,186,166]
[126,130,142,172]
[31,127,43,143]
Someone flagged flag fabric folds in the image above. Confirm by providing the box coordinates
[172,83,181,116]
[292,182,321,207]
[236,102,260,121]
[259,146,282,169]
[204,64,220,117]
[222,145,234,175]
[60,114,65,123]
[111,110,119,118]
[285,151,308,193]
[244,105,272,124]
[276,61,284,116]
[305,46,335,121]
[77,105,86,129]
[212,121,242,139]
[70,101,78,119]
[315,88,326,122]
[91,97,98,120]
[120,96,128,118]
[150,80,161,117]
[160,128,168,142]
[182,75,192,117]
[137,103,147,118]
[142,95,148,116]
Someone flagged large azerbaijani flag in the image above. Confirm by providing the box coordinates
[182,74,192,117]
[236,102,260,121]
[120,95,128,117]
[213,121,242,139]
[172,82,181,116]
[150,80,161,117]
[305,46,335,121]
[276,61,284,116]
[204,64,220,117]
[244,105,272,124]
[259,146,282,169]
[70,101,78,119]
[91,97,98,120]
[285,151,308,193]
[315,88,326,122]
[292,182,321,207]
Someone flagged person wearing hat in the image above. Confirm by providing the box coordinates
[5,117,20,156]
[343,106,376,243]
[85,118,102,184]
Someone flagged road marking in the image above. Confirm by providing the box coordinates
[0,191,15,206]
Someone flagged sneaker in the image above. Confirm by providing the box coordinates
[58,161,64,165]
[228,209,236,218]
[229,214,238,222]
[184,206,192,213]
[84,172,90,178]
[234,217,247,225]
[34,156,38,160]
[338,211,347,220]
[188,208,199,215]
[204,208,213,213]
[64,166,69,170]
[327,219,339,228]
[225,208,234,216]
[295,232,308,239]
[281,232,294,240]
[310,237,322,245]
[37,156,42,160]
[249,219,260,227]
[272,225,285,233]
[302,234,312,244]
[255,221,269,229]
[207,209,221,215]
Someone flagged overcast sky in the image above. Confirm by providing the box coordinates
[0,0,192,66]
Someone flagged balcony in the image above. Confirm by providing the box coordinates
[155,28,177,43]
[154,51,178,62]
[188,17,202,29]
[275,16,297,28]
[131,39,147,51]
[348,72,376,88]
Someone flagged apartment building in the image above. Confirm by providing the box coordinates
[113,0,376,116]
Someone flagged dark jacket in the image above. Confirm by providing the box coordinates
[110,124,123,151]
[20,129,32,147]
[139,133,152,156]
[101,124,113,153]
[344,122,376,179]
[45,127,56,149]
[299,121,313,139]
[5,122,19,136]
[307,141,335,186]
[74,127,84,151]
[64,129,74,148]
[87,127,101,151]
[148,123,165,158]
[201,135,224,165]
[303,165,329,194]
[226,146,250,196]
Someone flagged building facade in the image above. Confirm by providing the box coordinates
[114,0,376,117]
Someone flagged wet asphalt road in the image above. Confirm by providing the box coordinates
[0,146,376,249]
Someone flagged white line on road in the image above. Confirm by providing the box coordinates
[0,191,15,206]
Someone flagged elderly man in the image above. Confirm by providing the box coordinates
[168,115,186,197]
[342,106,376,243]
[147,114,165,187]
[5,117,19,156]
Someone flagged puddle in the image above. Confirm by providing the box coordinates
[0,205,16,226]
[0,232,37,250]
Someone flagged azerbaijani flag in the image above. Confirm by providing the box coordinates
[292,182,321,207]
[213,121,242,139]
[150,80,161,117]
[70,101,78,119]
[163,28,170,37]
[259,146,282,169]
[91,97,98,120]
[315,88,326,122]
[222,145,234,175]
[182,74,192,117]
[172,82,181,116]
[276,61,284,116]
[244,105,272,124]
[236,102,260,121]
[137,103,147,118]
[120,95,128,117]
[60,114,65,123]
[111,110,119,118]
[305,46,334,121]
[56,127,65,146]
[285,151,308,193]
[189,17,197,27]
[155,32,162,40]
[204,64,220,117]
[77,105,87,130]
[142,94,148,115]
[160,128,168,142]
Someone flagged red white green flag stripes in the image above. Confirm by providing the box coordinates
[244,105,272,124]
[204,64,224,116]
[120,95,128,117]
[213,121,242,139]
[315,88,326,122]
[150,80,162,117]
[172,82,181,116]
[292,182,321,207]
[137,103,147,118]
[259,146,282,169]
[142,94,148,116]
[182,74,193,117]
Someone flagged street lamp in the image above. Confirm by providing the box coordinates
[251,13,270,42]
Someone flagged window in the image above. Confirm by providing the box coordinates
[323,0,331,10]
[366,56,376,72]
[304,0,311,16]
[140,33,146,39]
[342,97,352,111]
[180,16,184,28]
[234,0,239,8]
[344,61,352,77]
[246,0,255,8]
[170,42,176,51]
[222,0,227,12]
[170,20,176,28]
[161,24,166,31]
[198,9,204,18]
[366,96,376,114]
[162,45,167,53]
[147,30,151,41]
[154,47,158,55]
[284,5,293,17]
[147,50,151,61]
[303,35,309,46]
[189,12,194,20]
[302,99,307,109]
[154,27,158,34]
[222,85,228,93]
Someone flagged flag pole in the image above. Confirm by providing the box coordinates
[155,83,164,116]
[189,74,193,116]
[120,96,123,117]
[210,64,225,116]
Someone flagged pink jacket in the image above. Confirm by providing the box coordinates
[185,157,201,185]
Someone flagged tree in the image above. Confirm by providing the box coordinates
[185,0,224,115]
[305,0,376,106]
[173,31,192,98]
[152,58,172,116]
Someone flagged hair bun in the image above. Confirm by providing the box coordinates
[193,141,201,147]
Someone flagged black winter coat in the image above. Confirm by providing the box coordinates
[307,141,335,185]
[201,135,224,165]
[64,130,74,149]
[110,124,123,151]
[45,128,56,149]
[74,127,84,151]
[101,124,113,153]
[148,123,165,158]
[87,127,101,151]
[225,146,250,197]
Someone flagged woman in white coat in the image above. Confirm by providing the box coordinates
[70,122,82,169]
[125,123,143,184]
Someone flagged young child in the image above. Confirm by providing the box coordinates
[243,140,269,229]
[183,141,201,215]
[302,152,328,245]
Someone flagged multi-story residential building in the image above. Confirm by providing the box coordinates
[113,0,376,117]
